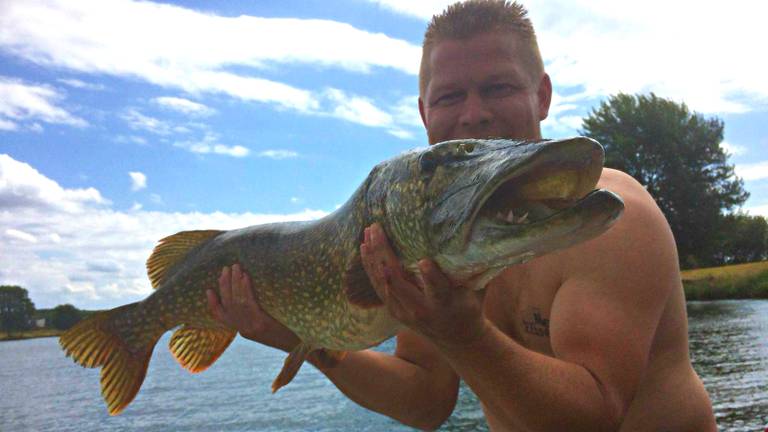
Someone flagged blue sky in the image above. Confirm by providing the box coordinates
[1,0,767,310]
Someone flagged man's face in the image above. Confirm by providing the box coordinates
[419,31,552,145]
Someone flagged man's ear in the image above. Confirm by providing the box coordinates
[418,97,428,129]
[537,73,552,121]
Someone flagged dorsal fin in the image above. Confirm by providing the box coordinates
[146,230,223,289]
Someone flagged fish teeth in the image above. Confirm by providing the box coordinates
[515,212,529,224]
[505,210,515,223]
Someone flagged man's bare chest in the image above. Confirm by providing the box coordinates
[482,262,561,356]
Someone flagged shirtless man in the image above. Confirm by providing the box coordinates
[208,1,717,430]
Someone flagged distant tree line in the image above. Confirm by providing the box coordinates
[582,93,767,269]
[0,285,91,333]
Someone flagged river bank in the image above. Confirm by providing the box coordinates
[682,260,768,300]
[0,328,62,342]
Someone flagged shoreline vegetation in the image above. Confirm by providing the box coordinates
[3,261,766,342]
[681,260,768,300]
[0,328,63,341]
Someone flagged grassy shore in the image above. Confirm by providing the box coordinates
[682,260,768,300]
[0,328,63,342]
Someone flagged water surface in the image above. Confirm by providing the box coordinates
[1,300,766,431]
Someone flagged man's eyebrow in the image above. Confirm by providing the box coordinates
[429,82,461,95]
[483,72,526,83]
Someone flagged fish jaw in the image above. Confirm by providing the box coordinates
[436,188,624,289]
[419,137,623,288]
[426,137,605,251]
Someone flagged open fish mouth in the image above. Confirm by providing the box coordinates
[471,140,605,232]
[474,165,601,228]
[435,138,624,288]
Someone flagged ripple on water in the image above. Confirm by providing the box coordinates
[1,300,766,431]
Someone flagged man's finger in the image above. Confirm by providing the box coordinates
[383,266,429,321]
[361,243,387,299]
[240,269,258,303]
[370,224,402,273]
[219,266,232,305]
[206,289,224,321]
[418,259,453,303]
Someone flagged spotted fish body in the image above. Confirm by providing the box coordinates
[60,137,625,415]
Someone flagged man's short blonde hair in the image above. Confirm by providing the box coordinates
[419,0,544,97]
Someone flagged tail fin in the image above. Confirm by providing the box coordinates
[59,302,163,415]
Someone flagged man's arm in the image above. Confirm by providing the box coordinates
[208,264,459,431]
[362,175,677,431]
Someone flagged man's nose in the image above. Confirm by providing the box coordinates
[459,92,493,129]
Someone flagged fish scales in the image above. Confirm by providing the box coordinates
[59,137,625,415]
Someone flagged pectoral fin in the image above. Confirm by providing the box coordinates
[343,252,384,308]
[271,342,314,393]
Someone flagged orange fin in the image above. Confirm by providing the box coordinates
[59,302,163,415]
[343,252,384,308]
[169,324,236,373]
[271,342,314,393]
[146,230,223,289]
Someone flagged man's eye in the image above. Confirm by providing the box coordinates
[433,91,463,106]
[484,83,515,97]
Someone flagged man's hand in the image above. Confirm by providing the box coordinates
[206,263,300,352]
[360,223,488,349]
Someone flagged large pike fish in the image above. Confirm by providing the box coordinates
[60,137,624,415]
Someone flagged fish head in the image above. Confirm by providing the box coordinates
[365,137,625,289]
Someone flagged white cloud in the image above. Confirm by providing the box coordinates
[57,78,105,91]
[257,150,299,160]
[153,96,214,116]
[0,118,17,130]
[129,171,147,191]
[0,154,109,213]
[174,132,249,157]
[0,154,330,309]
[745,204,768,218]
[121,108,174,135]
[735,161,768,181]
[388,129,415,139]
[0,0,420,120]
[366,0,768,115]
[721,141,748,157]
[0,76,88,129]
[324,88,394,127]
[365,0,451,19]
[115,135,148,145]
[391,95,423,128]
[150,193,163,205]
[5,228,37,243]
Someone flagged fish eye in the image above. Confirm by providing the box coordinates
[419,151,439,174]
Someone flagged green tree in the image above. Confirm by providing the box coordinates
[715,213,768,264]
[0,285,36,332]
[51,304,83,330]
[581,93,749,268]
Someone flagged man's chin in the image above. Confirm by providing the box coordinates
[429,133,539,144]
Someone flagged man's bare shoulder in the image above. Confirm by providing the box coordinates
[560,167,680,284]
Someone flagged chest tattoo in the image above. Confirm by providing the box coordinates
[522,307,550,337]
